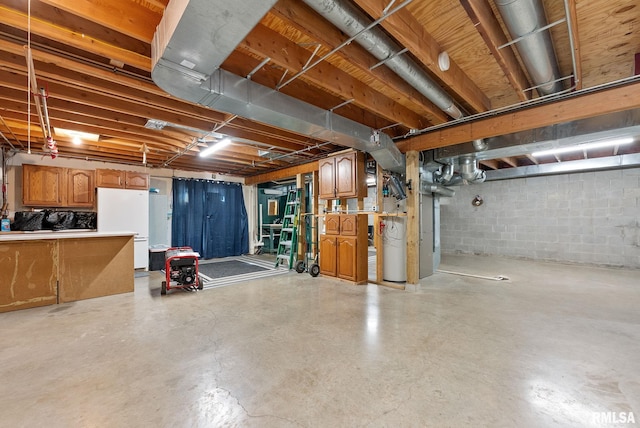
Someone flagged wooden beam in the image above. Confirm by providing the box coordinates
[244,161,319,185]
[460,0,532,102]
[479,159,499,170]
[375,163,384,284]
[0,70,216,134]
[241,25,431,130]
[0,5,151,70]
[269,0,448,124]
[500,157,519,168]
[353,0,491,113]
[39,0,160,42]
[405,151,420,285]
[397,81,640,152]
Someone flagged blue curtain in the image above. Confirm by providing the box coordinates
[172,178,249,259]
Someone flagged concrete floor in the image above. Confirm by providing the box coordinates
[1,254,639,427]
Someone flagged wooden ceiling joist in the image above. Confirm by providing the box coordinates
[241,25,431,130]
[38,0,160,43]
[0,5,151,71]
[459,0,532,102]
[352,0,491,113]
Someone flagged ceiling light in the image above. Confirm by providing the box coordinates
[531,137,634,157]
[438,51,450,71]
[54,128,100,142]
[199,138,231,157]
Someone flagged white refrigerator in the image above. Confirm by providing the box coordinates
[97,188,149,269]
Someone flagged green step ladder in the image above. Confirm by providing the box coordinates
[275,189,301,269]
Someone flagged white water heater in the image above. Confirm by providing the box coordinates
[382,217,407,282]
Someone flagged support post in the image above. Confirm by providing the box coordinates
[406,151,420,284]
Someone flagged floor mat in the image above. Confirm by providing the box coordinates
[198,260,267,279]
[198,255,290,289]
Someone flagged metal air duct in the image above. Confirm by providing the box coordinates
[301,0,463,120]
[151,0,404,173]
[434,0,562,184]
[495,0,563,95]
[302,0,492,182]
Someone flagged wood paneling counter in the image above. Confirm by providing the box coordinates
[0,232,135,313]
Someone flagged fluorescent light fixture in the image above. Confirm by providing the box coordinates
[199,138,231,157]
[54,128,100,143]
[532,137,634,157]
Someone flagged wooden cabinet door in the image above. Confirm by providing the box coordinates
[22,164,66,206]
[325,214,340,235]
[96,169,125,188]
[319,234,337,276]
[340,215,358,236]
[125,171,149,190]
[335,152,357,197]
[318,158,336,199]
[336,236,357,281]
[67,169,95,207]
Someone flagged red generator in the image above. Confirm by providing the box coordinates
[161,247,202,295]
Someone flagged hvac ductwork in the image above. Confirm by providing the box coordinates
[495,0,563,95]
[459,155,486,183]
[302,0,463,120]
[302,0,495,182]
[300,0,494,189]
[151,0,404,173]
[434,0,562,185]
[434,155,486,186]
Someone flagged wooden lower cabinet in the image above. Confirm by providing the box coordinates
[319,214,368,284]
[0,234,134,313]
[337,236,359,281]
[0,240,58,312]
[319,235,337,276]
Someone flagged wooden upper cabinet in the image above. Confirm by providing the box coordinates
[67,169,95,207]
[318,158,336,199]
[318,151,366,199]
[96,169,125,188]
[96,169,149,189]
[23,165,66,206]
[23,165,95,208]
[125,171,149,190]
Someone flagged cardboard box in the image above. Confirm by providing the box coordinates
[0,219,10,232]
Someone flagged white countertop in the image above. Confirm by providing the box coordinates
[0,230,136,242]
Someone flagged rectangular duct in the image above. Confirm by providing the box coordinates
[151,0,405,173]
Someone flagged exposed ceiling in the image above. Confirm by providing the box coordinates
[0,0,639,181]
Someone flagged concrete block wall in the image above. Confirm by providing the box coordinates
[440,167,640,269]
